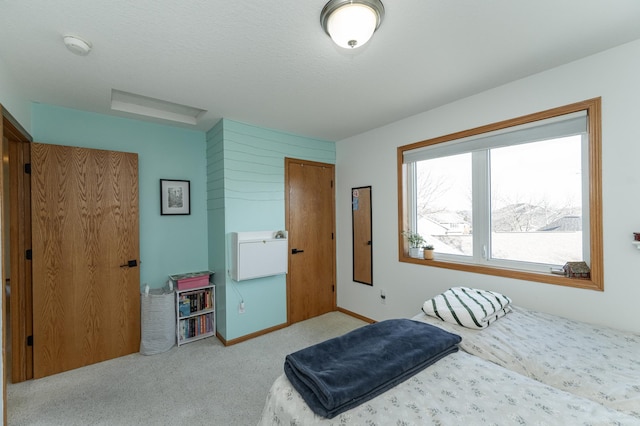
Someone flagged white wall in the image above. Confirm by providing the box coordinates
[336,38,640,333]
[0,55,31,132]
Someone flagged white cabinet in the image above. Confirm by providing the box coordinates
[231,231,288,281]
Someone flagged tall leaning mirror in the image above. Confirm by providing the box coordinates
[352,186,373,285]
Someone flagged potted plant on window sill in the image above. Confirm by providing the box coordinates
[423,244,434,260]
[402,231,425,258]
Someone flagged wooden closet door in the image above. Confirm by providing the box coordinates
[286,158,336,324]
[31,143,140,378]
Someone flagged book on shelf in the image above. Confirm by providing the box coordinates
[178,289,213,317]
[179,312,214,340]
[179,299,190,317]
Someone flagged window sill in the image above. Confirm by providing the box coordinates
[400,255,603,291]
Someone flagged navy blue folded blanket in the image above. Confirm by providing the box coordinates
[284,318,461,418]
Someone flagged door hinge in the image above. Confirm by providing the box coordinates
[24,163,31,174]
[331,180,334,188]
[332,285,335,292]
[25,249,32,260]
[331,232,334,240]
[27,335,33,346]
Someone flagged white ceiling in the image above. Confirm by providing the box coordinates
[2,0,640,141]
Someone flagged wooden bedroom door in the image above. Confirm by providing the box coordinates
[31,143,140,378]
[286,158,336,324]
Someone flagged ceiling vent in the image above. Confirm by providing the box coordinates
[110,89,206,125]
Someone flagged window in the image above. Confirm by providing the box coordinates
[398,98,603,290]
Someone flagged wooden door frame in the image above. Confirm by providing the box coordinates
[1,104,33,425]
[284,157,336,324]
[8,138,32,383]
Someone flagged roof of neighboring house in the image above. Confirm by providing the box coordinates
[428,212,468,225]
[538,216,582,232]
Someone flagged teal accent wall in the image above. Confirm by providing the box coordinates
[31,103,209,289]
[29,104,335,343]
[206,120,227,337]
[207,119,335,341]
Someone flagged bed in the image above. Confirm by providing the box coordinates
[258,287,640,425]
[259,350,636,425]
[414,299,640,419]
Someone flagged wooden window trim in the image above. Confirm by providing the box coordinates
[397,98,603,291]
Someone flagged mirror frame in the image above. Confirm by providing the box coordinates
[352,186,373,285]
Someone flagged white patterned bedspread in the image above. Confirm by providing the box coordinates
[413,306,640,419]
[258,351,636,425]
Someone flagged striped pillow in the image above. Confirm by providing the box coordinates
[422,287,512,329]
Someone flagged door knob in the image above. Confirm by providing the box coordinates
[291,248,305,254]
[120,259,138,268]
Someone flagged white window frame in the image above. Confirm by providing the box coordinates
[397,98,603,291]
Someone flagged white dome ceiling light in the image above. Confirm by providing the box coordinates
[63,35,92,56]
[320,0,384,49]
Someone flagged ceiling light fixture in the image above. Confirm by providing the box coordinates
[63,35,92,56]
[320,0,384,49]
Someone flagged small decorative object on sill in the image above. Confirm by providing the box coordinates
[409,247,422,258]
[562,261,591,279]
[634,232,640,241]
[402,230,425,258]
[423,245,434,260]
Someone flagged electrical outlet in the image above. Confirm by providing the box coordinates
[380,290,386,304]
[238,301,245,314]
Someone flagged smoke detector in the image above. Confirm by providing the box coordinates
[63,35,92,56]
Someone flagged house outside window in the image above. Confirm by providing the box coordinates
[397,98,603,290]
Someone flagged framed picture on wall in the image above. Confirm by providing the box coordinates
[160,179,191,215]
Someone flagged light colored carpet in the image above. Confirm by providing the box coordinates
[7,312,367,426]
